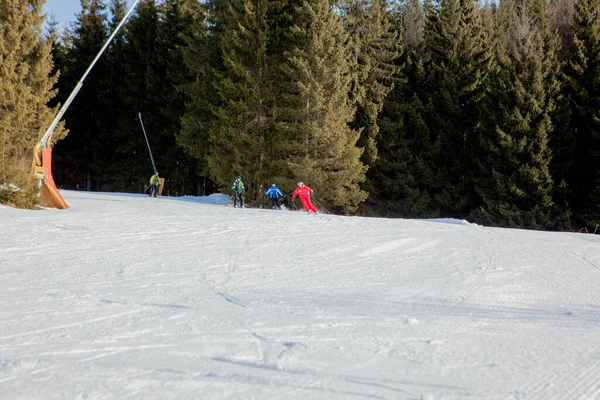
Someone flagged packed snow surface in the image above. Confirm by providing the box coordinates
[1,191,600,399]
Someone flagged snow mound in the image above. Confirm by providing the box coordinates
[423,218,474,225]
[177,193,231,205]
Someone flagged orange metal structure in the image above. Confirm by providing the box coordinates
[30,0,140,209]
[31,143,69,209]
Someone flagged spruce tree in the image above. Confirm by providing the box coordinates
[423,0,492,217]
[92,0,130,192]
[553,0,600,229]
[117,0,160,193]
[367,0,440,217]
[341,0,400,167]
[472,0,557,229]
[0,0,66,207]
[281,0,367,212]
[45,17,71,96]
[153,0,207,196]
[52,0,109,191]
[179,0,216,195]
[371,55,441,217]
[205,0,277,201]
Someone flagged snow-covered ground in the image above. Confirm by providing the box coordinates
[1,190,600,400]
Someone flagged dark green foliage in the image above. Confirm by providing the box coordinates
[374,0,492,218]
[552,0,600,230]
[152,0,206,195]
[181,0,369,209]
[425,0,492,217]
[471,0,558,229]
[91,0,132,192]
[368,49,440,217]
[178,0,215,193]
[203,0,278,201]
[368,0,493,219]
[52,0,109,191]
[52,0,206,196]
[364,0,431,216]
[341,0,400,167]
[117,0,161,192]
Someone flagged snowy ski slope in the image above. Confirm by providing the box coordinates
[1,190,600,399]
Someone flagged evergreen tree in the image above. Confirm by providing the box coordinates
[153,0,207,196]
[553,0,600,229]
[179,0,216,195]
[45,17,71,93]
[0,0,66,207]
[92,0,131,192]
[423,0,492,217]
[281,0,367,212]
[472,0,557,229]
[53,0,109,191]
[367,0,440,217]
[205,0,278,201]
[341,0,400,167]
[371,53,441,217]
[117,0,160,193]
[46,14,73,102]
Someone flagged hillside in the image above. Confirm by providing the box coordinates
[1,191,599,399]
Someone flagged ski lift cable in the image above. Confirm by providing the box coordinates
[139,113,159,177]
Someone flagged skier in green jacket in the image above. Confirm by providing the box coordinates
[231,176,245,208]
[148,174,160,197]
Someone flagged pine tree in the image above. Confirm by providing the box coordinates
[366,0,440,217]
[45,17,71,102]
[153,0,207,196]
[0,0,66,208]
[423,0,492,217]
[205,0,278,201]
[179,0,216,195]
[116,0,160,193]
[472,0,557,229]
[92,0,130,192]
[553,0,600,229]
[52,0,109,191]
[341,0,400,167]
[371,53,441,217]
[281,0,367,212]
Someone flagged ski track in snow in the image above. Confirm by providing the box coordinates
[1,190,600,399]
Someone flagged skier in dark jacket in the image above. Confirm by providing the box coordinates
[264,183,284,209]
[231,176,245,208]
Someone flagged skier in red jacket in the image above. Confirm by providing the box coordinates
[292,181,318,213]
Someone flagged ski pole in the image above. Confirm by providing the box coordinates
[311,196,331,214]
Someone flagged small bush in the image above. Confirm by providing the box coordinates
[0,184,40,209]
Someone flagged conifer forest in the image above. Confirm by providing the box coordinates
[1,0,600,231]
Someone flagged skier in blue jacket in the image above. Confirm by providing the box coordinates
[264,183,284,209]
